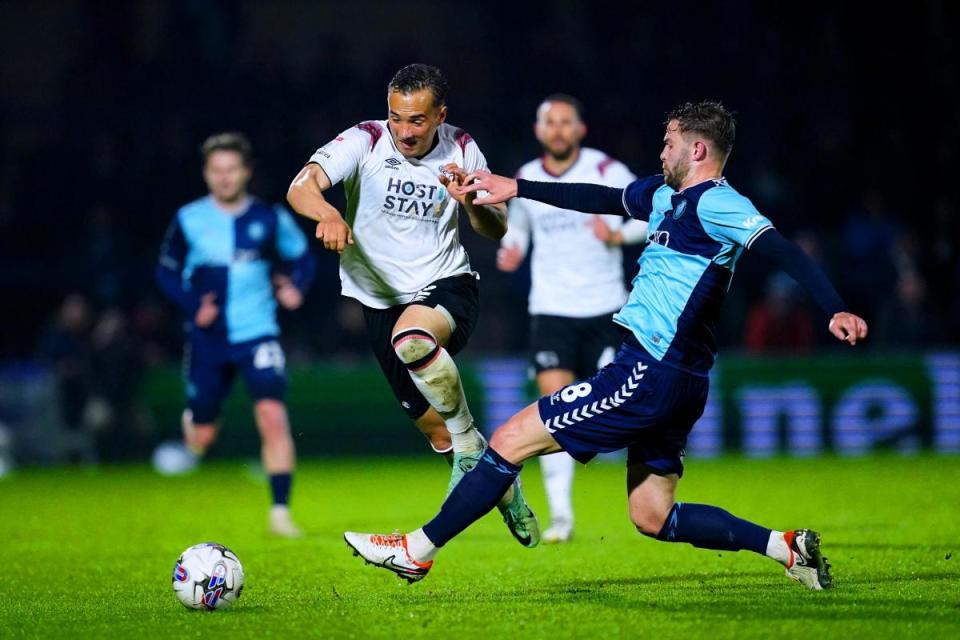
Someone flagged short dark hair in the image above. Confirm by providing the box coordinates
[201,132,252,166]
[388,64,448,107]
[540,93,585,120]
[665,101,736,159]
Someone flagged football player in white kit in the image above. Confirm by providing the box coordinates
[287,64,540,547]
[498,95,648,543]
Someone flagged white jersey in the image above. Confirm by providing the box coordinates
[503,147,645,317]
[309,121,488,308]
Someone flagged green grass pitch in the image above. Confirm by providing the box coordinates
[1,455,958,639]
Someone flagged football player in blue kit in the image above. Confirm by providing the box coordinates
[344,101,868,589]
[156,133,315,537]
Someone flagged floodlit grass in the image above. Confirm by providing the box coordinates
[1,455,958,638]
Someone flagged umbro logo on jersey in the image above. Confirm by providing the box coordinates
[384,157,402,169]
[411,285,437,302]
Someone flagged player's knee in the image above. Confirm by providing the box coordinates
[391,327,438,365]
[489,420,525,460]
[255,400,290,442]
[191,424,219,450]
[630,502,672,538]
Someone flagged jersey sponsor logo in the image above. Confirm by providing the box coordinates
[383,178,447,218]
[536,210,587,235]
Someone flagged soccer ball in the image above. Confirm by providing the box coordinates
[152,441,198,475]
[172,543,245,610]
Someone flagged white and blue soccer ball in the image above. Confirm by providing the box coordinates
[152,441,198,475]
[172,543,245,610]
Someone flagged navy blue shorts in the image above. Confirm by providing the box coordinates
[537,338,708,476]
[184,334,287,424]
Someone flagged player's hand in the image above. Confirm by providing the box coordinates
[438,163,474,207]
[461,170,518,205]
[497,245,524,272]
[315,213,353,254]
[194,293,219,328]
[592,216,624,246]
[273,275,303,310]
[829,312,868,346]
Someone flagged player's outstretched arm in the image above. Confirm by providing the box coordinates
[462,170,631,217]
[440,164,507,240]
[749,229,868,346]
[287,163,353,254]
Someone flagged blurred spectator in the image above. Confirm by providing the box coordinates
[40,294,97,463]
[90,308,149,458]
[839,190,900,321]
[873,270,943,348]
[743,272,815,354]
[85,205,123,306]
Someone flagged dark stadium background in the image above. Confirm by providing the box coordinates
[1,1,957,462]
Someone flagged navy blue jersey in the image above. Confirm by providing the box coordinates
[614,177,773,374]
[156,196,315,343]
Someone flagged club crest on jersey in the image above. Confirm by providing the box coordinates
[435,187,447,216]
[670,200,688,220]
[247,221,265,240]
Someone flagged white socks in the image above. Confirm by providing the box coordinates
[540,452,574,525]
[393,327,483,453]
[406,528,438,562]
[766,530,791,565]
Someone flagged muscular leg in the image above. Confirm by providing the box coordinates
[415,407,454,463]
[626,460,780,559]
[391,305,483,453]
[254,398,301,537]
[405,402,562,560]
[182,410,219,455]
[254,399,295,476]
[536,369,577,540]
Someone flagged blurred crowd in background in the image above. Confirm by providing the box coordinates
[1,2,957,461]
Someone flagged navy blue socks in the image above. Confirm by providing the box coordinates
[270,473,292,506]
[656,502,770,554]
[423,447,520,546]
